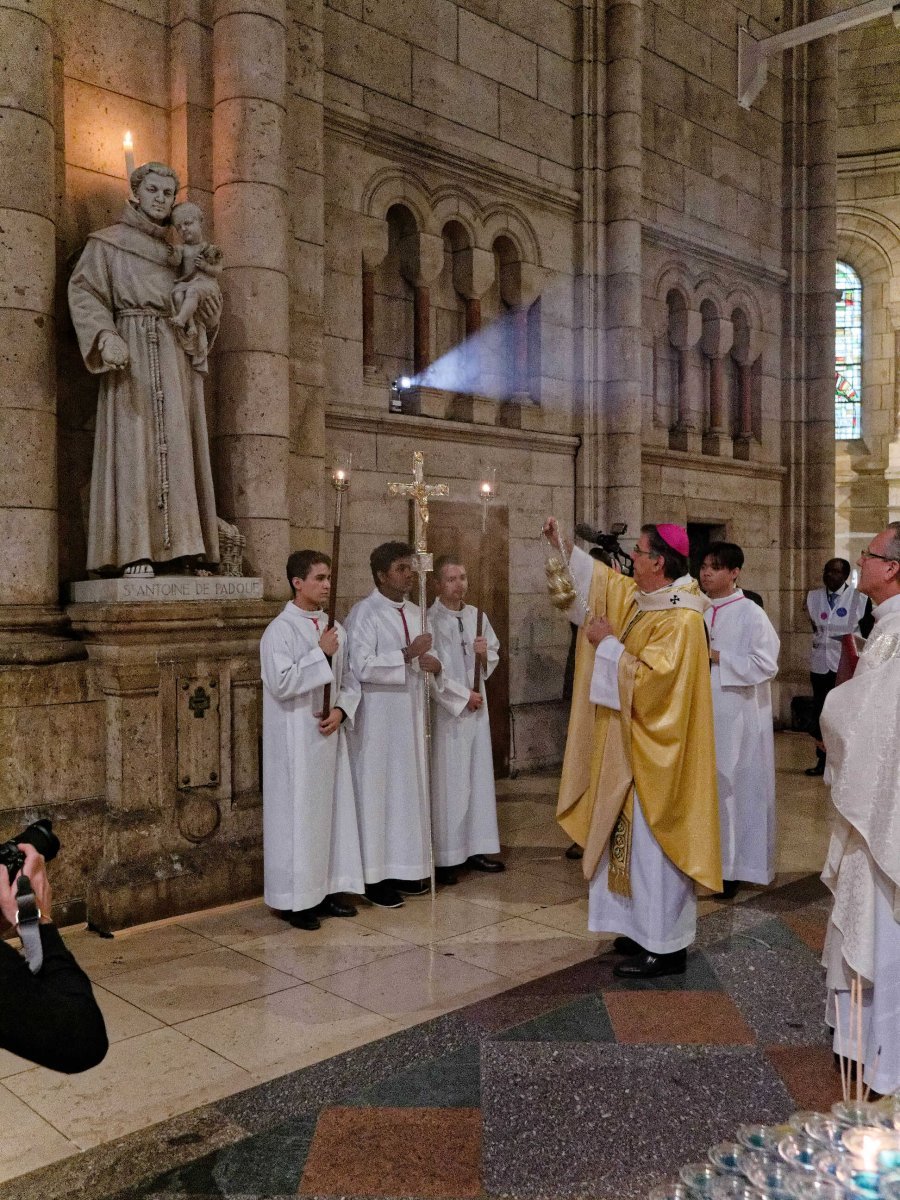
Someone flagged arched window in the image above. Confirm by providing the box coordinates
[835,261,862,439]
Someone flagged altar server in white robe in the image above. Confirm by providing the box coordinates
[821,522,900,1095]
[699,542,780,898]
[344,542,444,910]
[260,550,364,930]
[428,556,504,884]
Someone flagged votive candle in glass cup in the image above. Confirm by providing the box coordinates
[707,1177,764,1200]
[842,1128,900,1175]
[739,1126,793,1153]
[779,1134,821,1172]
[709,1143,746,1175]
[834,1156,880,1198]
[680,1161,724,1195]
[805,1114,846,1149]
[647,1183,696,1200]
[832,1102,887,1129]
[786,1179,847,1199]
[743,1155,805,1195]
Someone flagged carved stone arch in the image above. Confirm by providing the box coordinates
[361,168,431,232]
[652,262,693,307]
[480,204,542,267]
[723,285,764,341]
[430,188,483,246]
[837,205,900,287]
[693,273,729,318]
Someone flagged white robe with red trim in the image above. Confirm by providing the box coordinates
[260,602,363,911]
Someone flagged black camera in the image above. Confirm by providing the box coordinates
[574,522,635,576]
[0,820,60,884]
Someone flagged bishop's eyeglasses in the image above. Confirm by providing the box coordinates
[860,547,900,563]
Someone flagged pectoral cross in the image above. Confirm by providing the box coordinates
[387,451,449,570]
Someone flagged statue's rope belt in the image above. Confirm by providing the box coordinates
[116,308,171,550]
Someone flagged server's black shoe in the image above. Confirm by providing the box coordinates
[318,895,357,918]
[435,867,458,886]
[565,842,584,861]
[288,907,321,930]
[466,855,505,873]
[364,883,405,909]
[613,949,687,979]
[805,761,826,776]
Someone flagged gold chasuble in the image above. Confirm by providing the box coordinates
[557,560,721,895]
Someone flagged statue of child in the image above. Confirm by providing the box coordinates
[169,202,223,349]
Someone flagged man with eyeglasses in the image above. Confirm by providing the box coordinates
[821,522,900,1096]
[804,557,868,776]
[543,517,721,979]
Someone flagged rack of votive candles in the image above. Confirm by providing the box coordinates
[646,1095,900,1199]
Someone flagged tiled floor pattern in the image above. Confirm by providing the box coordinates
[0,732,835,1198]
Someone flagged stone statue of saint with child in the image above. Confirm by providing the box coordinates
[68,162,222,578]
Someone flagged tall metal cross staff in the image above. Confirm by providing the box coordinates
[387,451,449,899]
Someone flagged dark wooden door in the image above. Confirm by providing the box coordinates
[408,499,511,777]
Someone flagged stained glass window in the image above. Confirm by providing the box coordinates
[835,261,862,439]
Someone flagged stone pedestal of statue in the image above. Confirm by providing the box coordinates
[64,595,278,930]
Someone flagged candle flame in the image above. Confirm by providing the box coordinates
[123,130,133,151]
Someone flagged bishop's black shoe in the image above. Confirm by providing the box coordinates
[612,936,644,956]
[287,907,321,930]
[435,867,458,885]
[466,855,505,873]
[388,878,430,896]
[565,843,584,861]
[318,894,357,918]
[713,880,740,901]
[364,882,405,909]
[805,761,826,776]
[612,948,687,979]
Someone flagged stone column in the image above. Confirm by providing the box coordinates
[361,215,389,384]
[212,0,290,597]
[885,300,900,520]
[667,304,702,453]
[779,0,838,714]
[450,245,494,422]
[413,285,430,376]
[700,311,733,456]
[604,0,643,532]
[0,0,71,661]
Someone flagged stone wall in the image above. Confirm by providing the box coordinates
[0,0,853,923]
[835,16,900,560]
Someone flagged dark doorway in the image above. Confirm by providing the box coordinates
[407,498,511,777]
[687,521,727,579]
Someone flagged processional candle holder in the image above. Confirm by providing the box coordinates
[473,470,496,692]
[322,450,352,715]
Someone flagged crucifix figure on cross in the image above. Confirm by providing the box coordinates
[387,451,450,899]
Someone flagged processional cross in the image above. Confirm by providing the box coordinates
[387,452,449,899]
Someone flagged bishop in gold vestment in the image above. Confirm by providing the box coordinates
[547,520,721,974]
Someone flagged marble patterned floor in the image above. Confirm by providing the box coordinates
[0,732,835,1197]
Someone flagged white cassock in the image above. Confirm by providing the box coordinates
[344,589,442,883]
[821,592,900,1094]
[705,591,780,885]
[260,602,364,912]
[427,599,501,867]
[567,546,697,955]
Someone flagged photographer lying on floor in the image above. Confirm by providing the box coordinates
[0,845,108,1073]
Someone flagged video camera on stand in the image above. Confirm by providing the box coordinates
[574,522,634,577]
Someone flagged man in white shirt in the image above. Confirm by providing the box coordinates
[428,556,503,884]
[344,542,443,910]
[260,550,363,929]
[805,558,867,775]
[699,542,780,900]
[822,522,900,1094]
